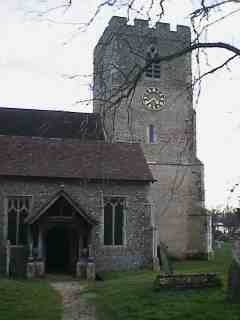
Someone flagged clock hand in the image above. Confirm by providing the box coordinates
[145,97,157,105]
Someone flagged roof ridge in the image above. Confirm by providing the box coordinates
[0,106,97,116]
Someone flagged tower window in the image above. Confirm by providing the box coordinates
[148,125,156,144]
[145,45,160,79]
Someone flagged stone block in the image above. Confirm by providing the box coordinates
[87,262,95,280]
[35,261,45,277]
[26,261,36,279]
[76,261,87,279]
[108,16,127,29]
[154,273,221,289]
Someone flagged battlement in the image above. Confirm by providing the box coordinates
[107,16,191,40]
[94,16,191,55]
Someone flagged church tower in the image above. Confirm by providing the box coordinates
[93,16,210,259]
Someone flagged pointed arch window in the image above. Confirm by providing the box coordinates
[104,197,126,246]
[7,196,32,245]
[145,45,160,79]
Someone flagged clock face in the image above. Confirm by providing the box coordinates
[142,87,166,111]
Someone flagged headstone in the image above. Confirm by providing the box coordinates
[227,229,240,303]
[158,242,173,275]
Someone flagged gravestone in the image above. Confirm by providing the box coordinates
[158,241,173,275]
[155,241,221,289]
[227,229,240,303]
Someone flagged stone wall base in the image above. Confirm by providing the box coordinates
[76,261,87,279]
[27,260,45,278]
[26,261,35,279]
[86,262,95,280]
[76,261,96,280]
[185,251,209,260]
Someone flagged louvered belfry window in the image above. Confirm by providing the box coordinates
[7,196,31,245]
[104,197,125,246]
[145,45,160,79]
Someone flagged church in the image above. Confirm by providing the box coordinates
[0,16,210,278]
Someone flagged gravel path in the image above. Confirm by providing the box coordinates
[50,280,96,320]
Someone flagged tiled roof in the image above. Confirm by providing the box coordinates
[0,135,154,182]
[0,107,104,140]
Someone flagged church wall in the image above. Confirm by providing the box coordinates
[0,177,153,273]
[149,162,206,259]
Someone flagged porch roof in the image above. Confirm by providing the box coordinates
[0,135,154,182]
[26,190,97,225]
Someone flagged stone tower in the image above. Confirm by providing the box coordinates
[93,16,210,259]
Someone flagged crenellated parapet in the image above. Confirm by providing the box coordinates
[95,16,191,53]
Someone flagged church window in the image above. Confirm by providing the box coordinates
[104,197,125,246]
[7,196,32,245]
[148,125,156,144]
[145,45,160,79]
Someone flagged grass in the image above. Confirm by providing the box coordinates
[93,243,240,320]
[0,279,62,320]
[0,244,237,320]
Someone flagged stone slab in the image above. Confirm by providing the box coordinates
[154,272,221,289]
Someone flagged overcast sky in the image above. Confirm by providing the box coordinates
[1,0,240,209]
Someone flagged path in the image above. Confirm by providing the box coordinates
[50,279,96,320]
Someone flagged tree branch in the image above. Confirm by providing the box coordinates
[158,42,240,64]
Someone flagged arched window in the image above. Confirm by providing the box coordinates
[148,124,156,144]
[145,45,160,79]
[7,196,32,245]
[104,197,125,246]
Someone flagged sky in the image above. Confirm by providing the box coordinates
[1,0,240,209]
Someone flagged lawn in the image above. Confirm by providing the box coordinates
[0,279,61,320]
[93,243,240,320]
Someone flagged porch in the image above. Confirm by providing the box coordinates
[7,191,97,279]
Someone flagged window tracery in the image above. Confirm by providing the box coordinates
[7,196,32,245]
[104,197,125,246]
